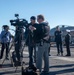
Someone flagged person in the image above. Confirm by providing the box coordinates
[35,14,50,74]
[54,26,63,56]
[0,25,12,60]
[65,31,71,56]
[48,36,51,56]
[26,16,38,68]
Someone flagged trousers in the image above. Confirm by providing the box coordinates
[65,42,71,56]
[0,42,9,58]
[56,42,63,54]
[36,42,49,72]
[28,45,36,67]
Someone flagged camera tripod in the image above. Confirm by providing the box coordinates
[0,39,26,72]
[15,41,26,72]
[0,40,14,67]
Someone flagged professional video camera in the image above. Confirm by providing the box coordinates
[10,14,28,28]
[9,14,28,67]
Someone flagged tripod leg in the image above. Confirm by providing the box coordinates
[1,58,6,65]
[9,51,14,67]
[15,66,18,72]
[9,44,13,65]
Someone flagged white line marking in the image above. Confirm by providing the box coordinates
[10,50,74,62]
[50,56,74,62]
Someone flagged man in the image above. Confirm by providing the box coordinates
[65,31,71,56]
[54,26,63,56]
[35,14,50,74]
[48,36,51,56]
[26,16,38,68]
[0,25,12,60]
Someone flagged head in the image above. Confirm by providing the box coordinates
[30,16,36,24]
[3,25,9,31]
[68,32,70,34]
[66,30,70,34]
[37,14,45,23]
[67,31,70,34]
[56,26,60,31]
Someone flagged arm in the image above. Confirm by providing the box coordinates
[43,25,50,40]
[9,32,14,42]
[69,34,71,43]
[0,31,4,40]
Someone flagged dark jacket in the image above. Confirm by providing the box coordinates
[65,34,71,44]
[25,23,38,46]
[34,22,50,43]
[54,30,62,43]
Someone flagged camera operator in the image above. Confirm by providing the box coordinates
[26,16,38,68]
[0,25,13,60]
[35,15,50,74]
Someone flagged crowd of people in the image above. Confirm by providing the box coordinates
[0,14,71,75]
[54,26,71,56]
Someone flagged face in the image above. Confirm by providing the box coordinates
[37,17,43,23]
[30,19,35,24]
[5,27,9,31]
[56,27,60,31]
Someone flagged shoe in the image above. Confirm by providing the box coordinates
[49,54,51,56]
[65,55,71,56]
[41,71,49,75]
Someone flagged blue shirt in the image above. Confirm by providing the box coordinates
[0,30,11,43]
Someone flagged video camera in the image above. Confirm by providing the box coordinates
[10,14,28,66]
[10,14,28,28]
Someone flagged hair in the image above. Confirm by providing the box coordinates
[30,16,36,20]
[56,26,59,29]
[37,14,45,21]
[2,25,9,29]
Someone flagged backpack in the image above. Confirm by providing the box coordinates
[12,51,18,66]
[22,64,38,75]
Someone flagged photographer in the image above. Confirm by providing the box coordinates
[35,15,50,74]
[0,25,12,60]
[26,16,38,68]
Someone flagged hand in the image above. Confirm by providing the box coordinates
[29,26,36,31]
[43,36,49,40]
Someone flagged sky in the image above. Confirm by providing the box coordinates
[0,0,74,33]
